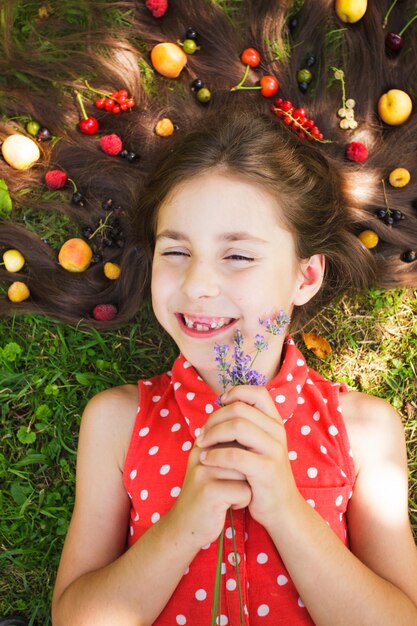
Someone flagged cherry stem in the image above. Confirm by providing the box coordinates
[67,178,78,193]
[381,179,392,215]
[382,0,398,29]
[84,80,112,99]
[75,91,88,120]
[399,12,417,36]
[230,64,251,91]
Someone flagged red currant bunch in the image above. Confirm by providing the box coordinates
[271,98,329,143]
[94,89,136,114]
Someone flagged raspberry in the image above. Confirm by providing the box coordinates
[346,141,368,163]
[45,170,68,190]
[99,134,123,156]
[145,0,168,18]
[92,304,118,321]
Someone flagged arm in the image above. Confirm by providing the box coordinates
[52,385,251,626]
[198,386,417,626]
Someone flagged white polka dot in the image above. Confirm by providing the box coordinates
[257,604,270,616]
[170,486,181,497]
[127,492,132,499]
[160,464,170,475]
[205,403,214,414]
[216,616,228,626]
[226,578,237,591]
[275,394,286,404]
[307,467,318,478]
[287,338,294,345]
[286,372,293,382]
[160,408,169,417]
[225,527,233,539]
[277,574,288,586]
[297,396,305,404]
[186,392,195,401]
[329,425,339,436]
[227,552,241,566]
[201,543,211,550]
[182,441,192,451]
[337,405,342,413]
[134,511,139,521]
[221,562,226,575]
[296,384,302,394]
[143,380,152,386]
[341,469,347,478]
[174,382,181,391]
[167,371,172,377]
[306,499,316,508]
[151,512,160,524]
[297,358,305,366]
[139,427,149,437]
[176,616,186,625]
[323,397,328,404]
[195,588,207,601]
[184,416,190,425]
[130,525,134,536]
[148,445,159,455]
[129,469,137,480]
[183,360,192,368]
[313,410,320,421]
[298,597,305,608]
[288,450,298,461]
[152,395,161,402]
[320,445,328,454]
[140,489,148,500]
[171,423,181,432]
[306,378,313,385]
[301,425,311,435]
[335,495,343,506]
[257,552,268,564]
[194,427,202,438]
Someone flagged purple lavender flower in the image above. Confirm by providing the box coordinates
[259,310,291,336]
[214,329,268,391]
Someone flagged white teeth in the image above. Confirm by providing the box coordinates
[183,315,229,331]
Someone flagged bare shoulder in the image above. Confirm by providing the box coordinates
[80,382,139,471]
[339,390,406,475]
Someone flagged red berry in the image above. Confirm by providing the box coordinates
[79,117,99,135]
[305,119,314,128]
[274,97,283,106]
[293,108,306,119]
[45,170,68,190]
[92,304,118,321]
[318,133,324,140]
[240,47,261,68]
[104,98,115,111]
[120,102,129,111]
[283,116,293,125]
[111,91,119,99]
[281,100,293,112]
[95,97,106,109]
[145,0,168,18]
[118,89,129,99]
[126,98,135,108]
[346,141,368,163]
[311,126,320,137]
[259,75,279,98]
[112,105,121,114]
[99,134,123,156]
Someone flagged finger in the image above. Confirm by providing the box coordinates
[221,385,283,424]
[200,445,263,481]
[198,417,277,455]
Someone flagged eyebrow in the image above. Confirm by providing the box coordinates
[156,229,269,244]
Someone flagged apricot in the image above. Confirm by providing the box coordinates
[388,167,411,188]
[58,238,93,272]
[1,134,40,170]
[154,118,175,137]
[103,262,121,280]
[3,249,25,272]
[8,281,30,303]
[150,43,187,78]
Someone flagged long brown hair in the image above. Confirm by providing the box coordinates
[0,0,416,328]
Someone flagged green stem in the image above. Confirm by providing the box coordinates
[84,80,112,100]
[382,0,399,29]
[381,179,392,215]
[67,178,78,193]
[211,528,225,626]
[75,92,88,120]
[229,509,245,626]
[399,12,417,36]
[232,85,262,91]
[89,211,114,240]
[230,64,251,91]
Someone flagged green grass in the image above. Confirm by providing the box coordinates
[1,289,416,624]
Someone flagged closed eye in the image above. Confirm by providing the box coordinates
[161,250,189,257]
[225,254,255,262]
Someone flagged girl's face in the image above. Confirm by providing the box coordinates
[151,170,317,391]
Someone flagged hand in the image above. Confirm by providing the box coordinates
[196,385,299,530]
[168,436,251,550]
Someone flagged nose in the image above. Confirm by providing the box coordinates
[181,258,220,300]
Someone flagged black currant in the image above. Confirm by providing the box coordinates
[92,253,103,264]
[289,17,298,32]
[185,27,198,40]
[306,54,316,67]
[375,208,387,219]
[82,226,93,238]
[191,78,203,92]
[384,216,394,226]
[298,82,309,93]
[401,250,417,263]
[392,209,403,222]
[119,149,129,158]
[102,198,113,211]
[116,238,125,248]
[71,191,84,205]
[37,127,52,141]
[126,152,139,162]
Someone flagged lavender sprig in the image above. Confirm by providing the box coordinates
[259,309,291,336]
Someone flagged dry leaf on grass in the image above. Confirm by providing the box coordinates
[302,332,333,359]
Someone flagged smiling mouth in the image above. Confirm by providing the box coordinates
[178,313,236,332]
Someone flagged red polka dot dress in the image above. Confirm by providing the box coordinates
[124,337,355,625]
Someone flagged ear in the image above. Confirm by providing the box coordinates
[293,254,325,306]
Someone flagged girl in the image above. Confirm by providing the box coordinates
[0,1,416,624]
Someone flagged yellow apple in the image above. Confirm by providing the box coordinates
[378,89,413,125]
[1,134,41,170]
[335,0,367,23]
[3,249,25,272]
[58,238,93,272]
[7,281,30,303]
[150,43,187,78]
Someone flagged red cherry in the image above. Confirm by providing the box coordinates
[79,117,99,134]
[385,32,404,51]
[240,47,261,68]
[95,97,106,109]
[259,75,279,97]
